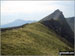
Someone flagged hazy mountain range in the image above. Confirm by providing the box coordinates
[1,9,74,55]
[1,19,36,28]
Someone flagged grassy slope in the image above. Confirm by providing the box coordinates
[1,22,73,56]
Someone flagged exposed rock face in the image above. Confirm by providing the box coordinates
[40,9,74,47]
[41,9,64,21]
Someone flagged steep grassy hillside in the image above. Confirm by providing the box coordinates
[1,22,73,56]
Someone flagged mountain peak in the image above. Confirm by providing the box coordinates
[53,9,64,21]
[54,9,61,13]
[53,9,62,15]
[40,9,64,21]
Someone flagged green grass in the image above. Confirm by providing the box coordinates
[1,22,73,56]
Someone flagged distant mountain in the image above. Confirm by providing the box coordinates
[66,17,75,32]
[40,9,74,46]
[1,19,35,28]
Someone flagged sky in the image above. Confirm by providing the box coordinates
[1,1,75,25]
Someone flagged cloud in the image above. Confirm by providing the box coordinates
[1,1,62,14]
[1,1,74,25]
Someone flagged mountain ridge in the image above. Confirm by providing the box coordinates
[1,22,73,55]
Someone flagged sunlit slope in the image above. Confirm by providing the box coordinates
[1,22,73,55]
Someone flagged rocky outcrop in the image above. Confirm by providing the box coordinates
[40,9,74,47]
